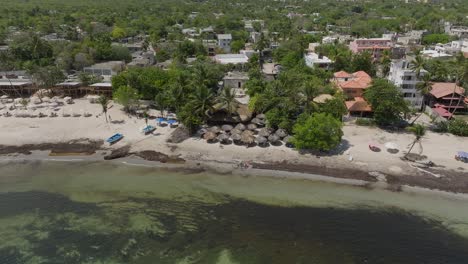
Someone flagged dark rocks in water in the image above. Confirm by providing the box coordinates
[0,138,104,155]
[135,150,185,164]
[104,145,131,160]
[167,126,191,143]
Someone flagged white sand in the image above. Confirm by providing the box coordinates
[0,99,467,176]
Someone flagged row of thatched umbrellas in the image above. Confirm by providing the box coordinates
[201,116,293,147]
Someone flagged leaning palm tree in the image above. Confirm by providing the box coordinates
[216,87,237,116]
[415,73,432,111]
[410,55,425,78]
[97,95,110,123]
[405,124,426,158]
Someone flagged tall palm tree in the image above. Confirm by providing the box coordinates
[380,50,391,77]
[216,86,237,116]
[191,86,214,120]
[410,55,425,78]
[301,79,320,113]
[405,124,426,158]
[415,73,432,111]
[97,95,110,123]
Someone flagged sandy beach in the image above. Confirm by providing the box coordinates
[0,98,467,193]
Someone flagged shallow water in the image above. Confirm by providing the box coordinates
[1,160,468,264]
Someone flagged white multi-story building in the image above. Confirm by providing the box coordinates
[304,52,333,69]
[217,34,232,53]
[388,59,427,108]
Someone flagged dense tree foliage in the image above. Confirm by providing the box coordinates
[291,113,343,151]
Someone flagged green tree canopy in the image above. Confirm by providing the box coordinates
[291,113,343,151]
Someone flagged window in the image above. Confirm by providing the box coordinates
[402,76,413,81]
[401,84,413,89]
[403,93,414,98]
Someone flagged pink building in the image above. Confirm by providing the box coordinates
[349,38,393,60]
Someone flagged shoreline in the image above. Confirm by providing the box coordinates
[2,143,468,202]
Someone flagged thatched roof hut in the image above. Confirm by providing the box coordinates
[268,134,281,144]
[231,133,242,142]
[209,126,221,133]
[251,118,265,126]
[256,113,266,120]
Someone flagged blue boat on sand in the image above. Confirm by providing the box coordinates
[141,125,156,135]
[107,133,123,144]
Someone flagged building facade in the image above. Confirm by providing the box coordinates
[217,34,232,53]
[388,59,425,108]
[349,38,393,60]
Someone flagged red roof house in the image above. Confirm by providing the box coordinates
[333,71,372,99]
[428,82,466,115]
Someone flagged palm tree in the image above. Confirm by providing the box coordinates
[380,50,391,77]
[405,124,426,158]
[97,95,110,123]
[415,73,432,111]
[410,55,425,78]
[216,86,237,116]
[191,86,214,120]
[301,79,320,113]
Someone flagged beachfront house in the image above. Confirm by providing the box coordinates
[304,52,333,69]
[83,61,125,82]
[388,59,426,108]
[333,71,372,99]
[349,38,393,60]
[217,34,232,53]
[223,71,249,89]
[428,82,467,118]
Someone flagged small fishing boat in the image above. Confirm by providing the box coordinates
[141,125,156,135]
[107,133,123,144]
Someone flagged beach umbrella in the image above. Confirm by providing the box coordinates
[235,123,246,131]
[385,142,399,153]
[209,126,221,134]
[230,128,242,135]
[283,136,294,148]
[231,133,242,142]
[268,134,281,144]
[241,130,255,145]
[197,128,208,137]
[221,124,234,132]
[251,117,265,126]
[247,123,257,130]
[258,127,273,137]
[203,131,218,142]
[275,128,288,138]
[256,113,266,120]
[217,133,231,144]
[255,136,268,146]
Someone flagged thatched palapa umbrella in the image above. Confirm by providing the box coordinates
[256,113,266,120]
[221,124,234,132]
[230,128,242,135]
[209,126,221,134]
[235,123,246,131]
[231,133,242,142]
[241,130,255,145]
[258,127,272,137]
[204,131,218,142]
[268,134,281,144]
[283,136,294,148]
[275,128,288,138]
[217,133,231,144]
[247,123,257,131]
[255,136,268,147]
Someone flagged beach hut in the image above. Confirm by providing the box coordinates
[255,136,268,147]
[235,123,246,131]
[221,124,234,132]
[275,128,288,138]
[258,128,273,137]
[204,131,218,143]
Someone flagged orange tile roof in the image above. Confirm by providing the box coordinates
[345,97,372,112]
[334,71,372,90]
[430,83,465,99]
[334,71,352,78]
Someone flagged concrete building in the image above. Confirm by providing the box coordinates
[213,54,249,65]
[444,22,468,39]
[217,34,232,53]
[83,61,125,82]
[388,59,426,108]
[304,52,333,69]
[223,71,249,89]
